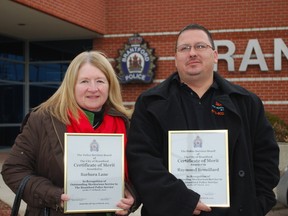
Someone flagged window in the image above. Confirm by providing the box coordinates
[0,36,92,147]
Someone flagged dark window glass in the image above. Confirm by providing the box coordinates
[29,62,68,107]
[0,37,93,147]
[30,40,93,61]
[0,84,24,123]
[29,63,68,82]
[0,127,21,147]
[0,60,24,81]
[29,84,59,108]
[0,35,24,61]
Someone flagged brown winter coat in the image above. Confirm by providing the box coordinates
[1,109,130,216]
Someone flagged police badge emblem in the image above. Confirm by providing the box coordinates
[116,34,157,83]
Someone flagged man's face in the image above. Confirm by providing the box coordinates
[175,29,218,83]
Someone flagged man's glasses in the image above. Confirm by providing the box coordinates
[176,43,214,53]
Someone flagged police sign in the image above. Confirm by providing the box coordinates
[116,34,157,84]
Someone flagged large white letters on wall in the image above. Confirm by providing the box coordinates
[214,38,288,72]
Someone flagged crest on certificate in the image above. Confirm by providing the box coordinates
[90,139,99,152]
[194,136,203,148]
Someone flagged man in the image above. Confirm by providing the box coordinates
[126,24,280,216]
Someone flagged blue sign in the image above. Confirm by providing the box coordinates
[116,34,157,84]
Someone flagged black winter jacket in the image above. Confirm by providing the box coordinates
[126,72,280,216]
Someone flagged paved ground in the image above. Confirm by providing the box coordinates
[0,148,287,216]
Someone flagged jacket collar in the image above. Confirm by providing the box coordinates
[149,71,250,99]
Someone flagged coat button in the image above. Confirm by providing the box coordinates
[238,170,245,177]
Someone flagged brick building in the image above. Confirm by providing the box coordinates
[0,0,287,146]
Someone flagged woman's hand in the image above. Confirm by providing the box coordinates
[60,189,134,215]
[115,188,134,215]
[60,194,70,209]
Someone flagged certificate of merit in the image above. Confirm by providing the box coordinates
[64,133,124,213]
[168,130,230,207]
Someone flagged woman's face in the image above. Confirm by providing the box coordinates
[75,63,109,112]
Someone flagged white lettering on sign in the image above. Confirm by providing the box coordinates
[274,38,288,71]
[215,40,235,71]
[239,39,268,71]
[214,38,288,72]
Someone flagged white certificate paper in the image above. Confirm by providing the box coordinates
[64,133,124,213]
[169,130,230,207]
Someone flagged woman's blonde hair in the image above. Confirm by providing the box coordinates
[35,50,132,124]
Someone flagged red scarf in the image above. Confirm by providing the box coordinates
[67,110,128,180]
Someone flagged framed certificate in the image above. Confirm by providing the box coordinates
[64,133,124,213]
[168,130,230,207]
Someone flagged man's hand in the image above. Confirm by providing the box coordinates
[115,188,134,215]
[193,201,211,215]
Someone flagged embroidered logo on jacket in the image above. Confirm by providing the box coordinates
[211,101,225,116]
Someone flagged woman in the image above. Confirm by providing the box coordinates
[2,51,137,216]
